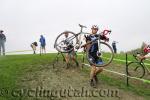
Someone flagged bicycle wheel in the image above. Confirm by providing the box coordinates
[127,62,145,78]
[54,31,78,53]
[86,41,114,67]
[52,53,67,69]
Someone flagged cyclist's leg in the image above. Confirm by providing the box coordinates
[90,65,97,87]
[95,53,104,74]
[71,51,79,66]
[65,53,70,67]
[93,52,103,82]
[95,67,103,75]
[89,52,97,87]
[90,65,96,79]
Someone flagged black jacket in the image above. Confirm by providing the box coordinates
[0,33,6,41]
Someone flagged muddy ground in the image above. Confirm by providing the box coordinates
[18,61,148,100]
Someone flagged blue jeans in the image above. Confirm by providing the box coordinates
[0,41,5,55]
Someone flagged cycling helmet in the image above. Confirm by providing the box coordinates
[91,25,99,30]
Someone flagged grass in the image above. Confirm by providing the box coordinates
[0,54,54,100]
[0,53,150,100]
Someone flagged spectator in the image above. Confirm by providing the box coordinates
[31,42,38,54]
[0,30,6,56]
[39,35,46,54]
[112,41,118,54]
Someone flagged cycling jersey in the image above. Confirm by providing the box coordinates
[86,34,103,66]
[86,34,99,52]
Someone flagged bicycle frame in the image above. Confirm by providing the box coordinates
[55,24,111,53]
[63,25,89,50]
[133,54,150,74]
[55,24,114,67]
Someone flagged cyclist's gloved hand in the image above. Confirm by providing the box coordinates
[75,43,80,49]
[100,35,109,42]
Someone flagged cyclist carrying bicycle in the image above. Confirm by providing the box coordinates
[63,32,79,67]
[85,25,110,87]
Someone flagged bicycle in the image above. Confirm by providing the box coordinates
[52,52,67,69]
[54,24,114,67]
[127,53,150,78]
[52,51,79,69]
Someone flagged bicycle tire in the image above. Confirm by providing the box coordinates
[54,31,78,53]
[86,41,114,67]
[127,62,145,78]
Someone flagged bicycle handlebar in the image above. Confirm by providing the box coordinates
[133,53,144,62]
[101,30,111,36]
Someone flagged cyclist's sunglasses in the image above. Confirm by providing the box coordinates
[91,28,98,30]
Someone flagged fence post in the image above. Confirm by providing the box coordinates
[126,53,129,86]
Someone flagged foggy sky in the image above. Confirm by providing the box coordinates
[0,0,150,53]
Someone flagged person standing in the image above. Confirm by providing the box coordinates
[0,30,6,56]
[39,35,46,54]
[112,41,118,54]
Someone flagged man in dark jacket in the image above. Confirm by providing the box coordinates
[112,41,118,54]
[0,30,6,56]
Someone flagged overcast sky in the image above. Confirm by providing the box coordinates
[0,0,150,53]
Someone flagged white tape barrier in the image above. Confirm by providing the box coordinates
[82,63,150,84]
[77,54,150,66]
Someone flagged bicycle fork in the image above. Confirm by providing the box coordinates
[98,35,102,56]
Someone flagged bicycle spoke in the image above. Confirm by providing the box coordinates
[54,31,78,53]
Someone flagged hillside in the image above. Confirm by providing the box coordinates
[0,54,149,100]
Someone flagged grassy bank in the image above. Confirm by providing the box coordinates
[0,53,149,100]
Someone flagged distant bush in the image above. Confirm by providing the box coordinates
[119,51,125,54]
[126,48,141,54]
[126,42,146,54]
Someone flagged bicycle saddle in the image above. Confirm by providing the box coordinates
[79,24,87,28]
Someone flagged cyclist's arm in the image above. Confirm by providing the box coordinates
[137,53,150,60]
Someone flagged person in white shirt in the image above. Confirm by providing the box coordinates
[63,32,79,67]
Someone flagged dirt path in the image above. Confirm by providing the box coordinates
[19,63,146,100]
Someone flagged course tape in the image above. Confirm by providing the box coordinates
[6,50,33,53]
[3,51,150,83]
[82,63,150,84]
[77,54,150,66]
